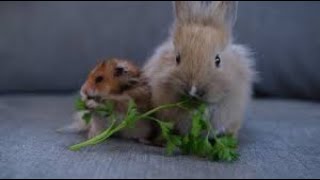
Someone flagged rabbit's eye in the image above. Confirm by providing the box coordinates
[95,76,104,84]
[215,54,221,68]
[176,54,181,65]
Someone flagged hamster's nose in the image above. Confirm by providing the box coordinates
[80,86,87,97]
[83,90,95,100]
[80,85,92,99]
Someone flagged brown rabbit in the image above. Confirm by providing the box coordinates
[61,58,159,144]
[143,1,256,138]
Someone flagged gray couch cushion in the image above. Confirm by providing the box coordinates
[0,95,319,178]
[0,2,173,92]
[0,2,320,100]
[236,2,320,100]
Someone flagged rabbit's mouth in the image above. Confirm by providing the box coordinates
[186,94,221,105]
[179,94,206,109]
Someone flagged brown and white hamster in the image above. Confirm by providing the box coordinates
[78,58,159,144]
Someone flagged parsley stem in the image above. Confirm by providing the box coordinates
[69,116,119,151]
[137,101,187,120]
[70,98,239,162]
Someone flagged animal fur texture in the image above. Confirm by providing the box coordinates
[143,1,256,138]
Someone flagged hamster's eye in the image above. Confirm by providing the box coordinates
[95,76,104,84]
[176,53,181,65]
[215,54,221,68]
[114,67,125,77]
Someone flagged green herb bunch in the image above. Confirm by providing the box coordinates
[70,97,239,162]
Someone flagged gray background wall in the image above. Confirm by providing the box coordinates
[0,2,319,100]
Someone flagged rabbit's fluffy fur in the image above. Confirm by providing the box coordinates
[143,1,256,137]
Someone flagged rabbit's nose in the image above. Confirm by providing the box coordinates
[185,85,206,98]
[189,86,197,97]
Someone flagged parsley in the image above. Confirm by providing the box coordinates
[69,98,239,162]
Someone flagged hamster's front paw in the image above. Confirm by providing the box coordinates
[86,100,99,109]
[87,127,103,139]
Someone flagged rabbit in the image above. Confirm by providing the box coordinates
[59,58,159,144]
[143,1,256,138]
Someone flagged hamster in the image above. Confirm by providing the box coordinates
[77,58,160,144]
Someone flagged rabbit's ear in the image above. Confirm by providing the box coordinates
[174,1,202,24]
[173,1,238,30]
[209,1,238,30]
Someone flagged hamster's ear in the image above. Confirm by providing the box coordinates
[97,59,107,67]
[173,1,238,31]
[114,66,125,77]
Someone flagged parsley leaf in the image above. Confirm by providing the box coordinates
[70,97,239,162]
